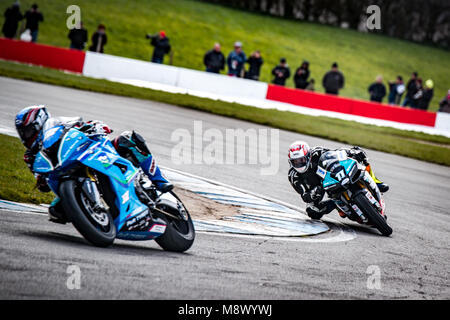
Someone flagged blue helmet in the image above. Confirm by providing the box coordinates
[15,105,50,150]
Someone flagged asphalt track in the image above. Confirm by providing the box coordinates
[0,76,449,299]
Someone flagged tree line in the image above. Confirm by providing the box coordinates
[200,0,450,49]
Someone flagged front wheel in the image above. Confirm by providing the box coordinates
[154,192,195,252]
[59,179,116,247]
[354,193,392,236]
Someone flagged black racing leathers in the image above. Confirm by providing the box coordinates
[288,146,368,219]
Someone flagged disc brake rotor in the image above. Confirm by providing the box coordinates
[80,193,110,227]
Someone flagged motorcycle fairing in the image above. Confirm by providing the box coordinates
[35,127,165,239]
[33,151,54,173]
[74,138,152,233]
[116,222,167,241]
[321,158,356,189]
[42,125,64,149]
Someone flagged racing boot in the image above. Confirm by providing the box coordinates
[140,155,173,193]
[48,197,68,224]
[306,200,335,220]
[376,183,389,193]
[366,165,389,193]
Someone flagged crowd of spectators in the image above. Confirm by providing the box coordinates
[367,72,435,110]
[2,2,43,42]
[68,23,108,53]
[1,1,448,112]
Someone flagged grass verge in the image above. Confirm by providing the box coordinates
[0,133,53,204]
[1,59,450,169]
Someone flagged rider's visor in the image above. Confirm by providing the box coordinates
[18,124,38,148]
[290,157,308,169]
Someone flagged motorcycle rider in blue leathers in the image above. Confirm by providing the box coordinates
[15,105,173,224]
[288,141,389,221]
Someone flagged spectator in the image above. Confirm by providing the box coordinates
[68,22,88,50]
[402,72,418,107]
[147,30,171,64]
[368,75,387,103]
[203,43,225,74]
[411,78,423,108]
[294,60,310,89]
[322,62,344,95]
[388,76,404,105]
[305,78,315,91]
[417,79,434,110]
[438,90,450,113]
[89,24,107,53]
[244,50,263,80]
[2,1,23,39]
[271,58,291,86]
[395,79,406,105]
[387,79,396,104]
[24,3,43,42]
[227,41,246,77]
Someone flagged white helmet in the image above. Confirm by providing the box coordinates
[288,141,311,173]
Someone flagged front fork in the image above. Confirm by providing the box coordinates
[80,168,107,212]
[337,172,384,223]
[335,190,369,223]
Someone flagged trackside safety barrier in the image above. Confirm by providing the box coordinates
[0,38,85,73]
[265,84,437,127]
[0,38,447,134]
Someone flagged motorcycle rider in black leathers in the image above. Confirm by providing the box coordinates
[15,105,173,224]
[288,141,389,220]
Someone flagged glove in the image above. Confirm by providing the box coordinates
[310,186,323,202]
[79,120,113,135]
[36,174,51,192]
[23,151,35,171]
[350,146,368,165]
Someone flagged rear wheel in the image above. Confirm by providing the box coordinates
[154,192,195,252]
[59,179,116,247]
[354,193,392,236]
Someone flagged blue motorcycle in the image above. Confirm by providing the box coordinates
[316,150,392,236]
[33,119,195,251]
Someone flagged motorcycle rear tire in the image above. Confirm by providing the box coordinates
[155,192,195,252]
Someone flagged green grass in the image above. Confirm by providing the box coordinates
[1,0,449,110]
[1,59,450,172]
[0,133,54,204]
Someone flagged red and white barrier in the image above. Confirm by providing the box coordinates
[266,84,437,127]
[0,38,85,73]
[0,38,448,136]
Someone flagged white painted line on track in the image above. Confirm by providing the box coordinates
[1,203,356,243]
[1,127,356,242]
[196,224,356,243]
[163,168,331,237]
